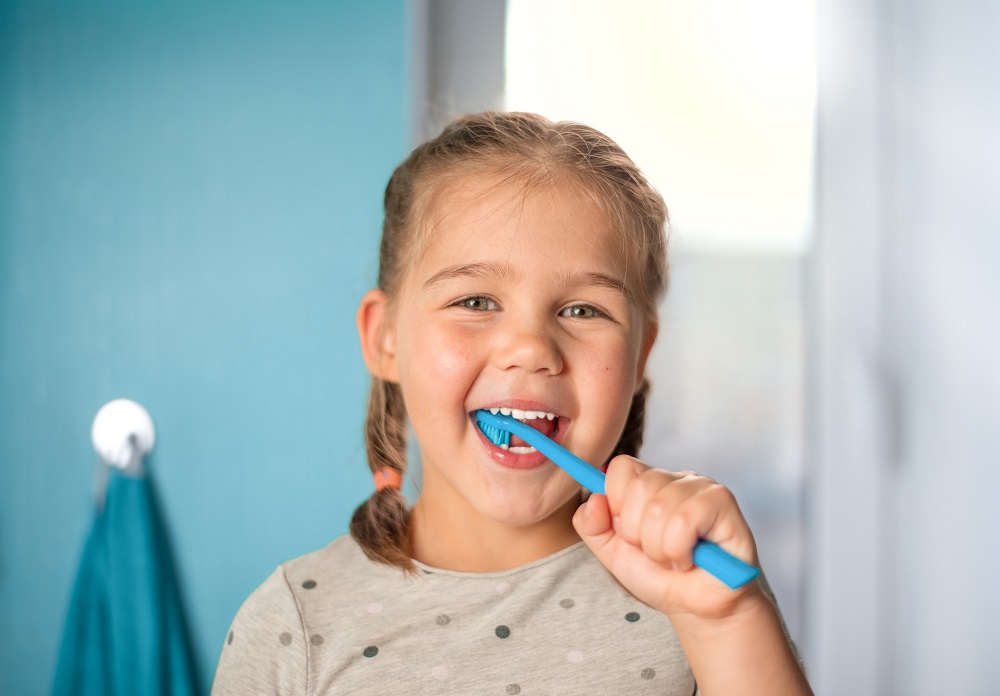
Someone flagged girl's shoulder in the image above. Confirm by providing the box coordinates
[281,533,393,586]
[232,535,402,620]
[212,535,387,694]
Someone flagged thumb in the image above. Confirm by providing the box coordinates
[572,494,617,560]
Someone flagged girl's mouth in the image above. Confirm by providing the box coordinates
[471,407,564,469]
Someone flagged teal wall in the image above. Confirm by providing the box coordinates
[0,1,412,693]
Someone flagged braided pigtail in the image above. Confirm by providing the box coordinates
[606,378,651,465]
[349,376,415,572]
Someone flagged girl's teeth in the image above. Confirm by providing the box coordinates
[498,443,541,453]
[484,407,558,421]
[496,439,539,454]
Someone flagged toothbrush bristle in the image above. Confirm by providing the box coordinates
[476,414,510,447]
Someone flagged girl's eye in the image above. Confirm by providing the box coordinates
[455,296,499,311]
[560,305,603,319]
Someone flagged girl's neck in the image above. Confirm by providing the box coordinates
[407,497,582,573]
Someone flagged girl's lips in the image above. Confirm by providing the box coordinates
[470,409,569,470]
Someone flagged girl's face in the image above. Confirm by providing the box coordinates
[369,172,654,532]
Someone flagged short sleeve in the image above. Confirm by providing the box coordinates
[211,566,308,696]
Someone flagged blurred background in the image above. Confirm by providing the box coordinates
[1,1,997,694]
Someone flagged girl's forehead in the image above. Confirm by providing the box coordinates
[418,172,619,258]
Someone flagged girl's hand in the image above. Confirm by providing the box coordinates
[575,456,813,694]
[573,455,764,621]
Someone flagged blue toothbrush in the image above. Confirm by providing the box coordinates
[475,409,760,590]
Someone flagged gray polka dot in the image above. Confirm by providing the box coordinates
[506,685,521,695]
[302,580,317,589]
[641,667,655,680]
[495,625,511,639]
[560,598,575,609]
[310,634,324,646]
[436,614,451,626]
[625,611,641,623]
[363,645,379,658]
[227,630,233,646]
[279,632,293,646]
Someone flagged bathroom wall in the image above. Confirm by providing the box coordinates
[0,1,414,692]
[806,0,1000,692]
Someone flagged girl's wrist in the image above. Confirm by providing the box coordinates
[663,583,776,637]
[668,589,811,695]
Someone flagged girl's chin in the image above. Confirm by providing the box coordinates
[471,486,582,527]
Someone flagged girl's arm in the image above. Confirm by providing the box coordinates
[572,456,812,696]
[667,590,810,695]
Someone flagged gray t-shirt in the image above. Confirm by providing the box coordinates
[212,536,698,695]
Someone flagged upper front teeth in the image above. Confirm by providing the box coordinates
[490,407,556,421]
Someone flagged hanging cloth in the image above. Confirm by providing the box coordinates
[52,468,201,695]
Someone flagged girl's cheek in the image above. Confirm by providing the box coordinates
[415,327,478,383]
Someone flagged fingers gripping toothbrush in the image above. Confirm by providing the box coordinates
[474,410,760,590]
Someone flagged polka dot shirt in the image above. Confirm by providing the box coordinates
[212,536,697,695]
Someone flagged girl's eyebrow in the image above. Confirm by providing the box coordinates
[422,261,520,289]
[423,262,632,301]
[569,271,635,303]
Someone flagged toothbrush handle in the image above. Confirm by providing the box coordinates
[533,429,759,588]
[692,540,760,589]
[525,426,760,588]
[477,412,759,589]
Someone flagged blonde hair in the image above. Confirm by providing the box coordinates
[350,112,669,571]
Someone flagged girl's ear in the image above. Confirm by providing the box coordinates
[634,320,658,390]
[356,289,399,382]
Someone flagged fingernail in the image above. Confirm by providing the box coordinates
[612,516,622,534]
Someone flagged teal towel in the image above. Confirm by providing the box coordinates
[53,469,201,695]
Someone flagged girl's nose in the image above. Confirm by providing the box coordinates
[493,321,564,375]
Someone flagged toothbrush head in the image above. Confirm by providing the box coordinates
[475,411,511,447]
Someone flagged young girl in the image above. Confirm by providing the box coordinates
[212,112,811,695]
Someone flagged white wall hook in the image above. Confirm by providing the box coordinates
[91,399,155,474]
